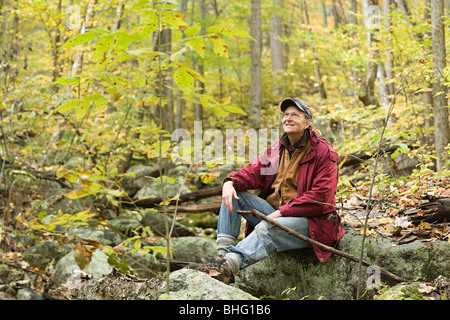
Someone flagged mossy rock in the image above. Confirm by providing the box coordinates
[179,212,218,229]
[378,282,426,300]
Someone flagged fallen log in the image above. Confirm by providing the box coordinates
[406,198,450,225]
[238,209,411,283]
[166,201,222,213]
[125,185,222,208]
[48,271,163,300]
[338,136,433,168]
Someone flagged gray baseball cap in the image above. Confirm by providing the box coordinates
[280,98,312,119]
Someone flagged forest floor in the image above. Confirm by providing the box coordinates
[0,163,449,300]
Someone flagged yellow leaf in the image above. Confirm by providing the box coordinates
[188,37,205,58]
[74,243,92,270]
[75,101,90,121]
[174,68,194,90]
[63,189,96,199]
[209,34,228,58]
[185,23,201,36]
[200,171,220,184]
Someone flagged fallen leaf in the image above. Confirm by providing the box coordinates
[208,270,220,277]
[418,283,435,294]
[394,216,411,228]
[74,242,92,270]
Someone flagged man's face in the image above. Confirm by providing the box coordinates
[282,106,311,136]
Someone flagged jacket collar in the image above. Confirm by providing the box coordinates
[279,128,310,151]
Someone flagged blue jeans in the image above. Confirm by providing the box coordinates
[217,191,311,269]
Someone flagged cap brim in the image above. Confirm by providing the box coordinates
[280,99,296,111]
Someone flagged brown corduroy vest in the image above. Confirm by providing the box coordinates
[266,131,311,209]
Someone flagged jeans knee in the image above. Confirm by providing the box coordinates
[254,220,271,236]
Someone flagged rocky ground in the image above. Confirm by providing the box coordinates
[1,164,449,300]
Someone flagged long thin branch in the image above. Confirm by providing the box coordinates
[238,209,410,284]
[356,54,431,299]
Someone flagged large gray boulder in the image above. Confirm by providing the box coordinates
[22,241,71,270]
[140,210,196,237]
[53,249,113,287]
[159,268,257,300]
[233,229,450,300]
[155,237,218,264]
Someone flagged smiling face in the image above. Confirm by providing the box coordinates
[282,106,311,143]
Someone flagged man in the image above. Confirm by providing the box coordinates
[190,98,344,284]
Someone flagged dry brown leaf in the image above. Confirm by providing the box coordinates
[74,242,92,270]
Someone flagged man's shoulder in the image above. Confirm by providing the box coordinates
[310,130,339,162]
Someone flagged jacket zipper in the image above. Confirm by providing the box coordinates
[278,183,282,207]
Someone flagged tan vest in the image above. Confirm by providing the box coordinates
[266,132,311,209]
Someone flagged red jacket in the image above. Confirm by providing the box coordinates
[228,127,345,262]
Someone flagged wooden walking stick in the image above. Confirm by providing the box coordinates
[237,209,410,283]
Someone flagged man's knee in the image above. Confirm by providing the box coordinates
[254,220,271,236]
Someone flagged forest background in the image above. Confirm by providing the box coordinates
[0,0,450,298]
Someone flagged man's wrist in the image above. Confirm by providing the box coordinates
[223,178,233,186]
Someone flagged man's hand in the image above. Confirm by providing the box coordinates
[222,181,239,212]
[266,210,282,220]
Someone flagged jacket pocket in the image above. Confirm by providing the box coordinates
[316,217,339,246]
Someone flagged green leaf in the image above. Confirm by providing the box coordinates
[92,35,114,62]
[174,68,195,91]
[61,31,100,49]
[83,93,109,111]
[127,48,158,57]
[223,105,247,115]
[76,101,90,121]
[188,37,205,58]
[115,36,132,52]
[103,189,126,197]
[56,99,80,112]
[209,34,228,58]
[55,77,79,86]
[160,11,187,30]
[214,106,227,117]
[139,23,158,37]
[185,23,201,36]
[207,25,251,39]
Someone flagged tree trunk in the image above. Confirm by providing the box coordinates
[314,56,327,100]
[193,0,206,122]
[51,0,62,84]
[431,0,450,170]
[382,0,395,97]
[423,0,434,129]
[249,0,262,129]
[332,0,347,24]
[119,104,145,174]
[321,1,328,27]
[71,0,97,77]
[348,0,358,24]
[153,27,174,133]
[176,0,188,129]
[359,0,379,108]
[113,0,125,31]
[269,0,284,96]
[377,61,391,126]
[269,0,284,74]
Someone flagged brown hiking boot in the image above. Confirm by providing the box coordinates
[185,255,233,284]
